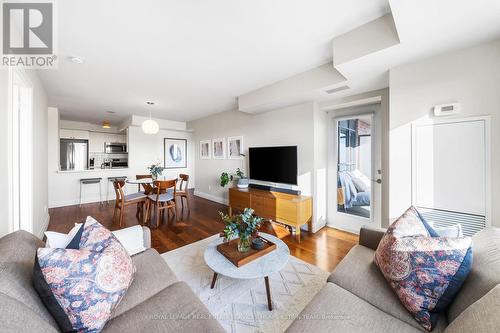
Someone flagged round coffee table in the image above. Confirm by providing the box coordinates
[203,232,290,311]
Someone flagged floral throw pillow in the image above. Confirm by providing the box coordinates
[374,207,473,331]
[34,217,135,332]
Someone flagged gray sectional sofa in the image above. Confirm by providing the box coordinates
[286,226,500,333]
[2,225,499,332]
[0,228,225,333]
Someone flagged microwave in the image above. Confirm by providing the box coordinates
[104,142,127,153]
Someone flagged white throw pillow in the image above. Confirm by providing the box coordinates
[45,223,146,256]
[432,223,464,238]
[44,223,81,248]
[112,226,147,256]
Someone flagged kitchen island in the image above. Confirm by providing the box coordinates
[49,168,139,207]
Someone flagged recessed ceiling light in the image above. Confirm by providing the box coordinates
[106,110,116,114]
[69,56,85,64]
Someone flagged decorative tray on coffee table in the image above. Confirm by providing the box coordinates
[216,235,277,267]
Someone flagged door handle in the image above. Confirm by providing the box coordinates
[372,179,382,184]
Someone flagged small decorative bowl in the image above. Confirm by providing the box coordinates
[251,238,265,250]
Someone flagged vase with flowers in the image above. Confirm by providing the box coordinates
[219,208,263,252]
[147,163,164,180]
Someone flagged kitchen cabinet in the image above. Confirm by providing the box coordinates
[60,129,90,140]
[88,132,127,153]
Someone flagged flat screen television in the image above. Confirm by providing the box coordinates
[249,146,298,185]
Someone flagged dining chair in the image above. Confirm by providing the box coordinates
[135,174,155,217]
[176,174,190,213]
[113,180,148,227]
[148,179,177,228]
[136,174,155,194]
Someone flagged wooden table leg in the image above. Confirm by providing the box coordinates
[264,276,272,311]
[210,272,218,289]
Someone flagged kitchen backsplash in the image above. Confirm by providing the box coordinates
[89,152,128,168]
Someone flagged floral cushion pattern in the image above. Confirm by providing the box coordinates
[34,217,135,332]
[374,207,472,331]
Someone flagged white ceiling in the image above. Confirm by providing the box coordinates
[39,0,500,125]
[38,0,390,124]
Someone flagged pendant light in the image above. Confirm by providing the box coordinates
[102,120,111,129]
[142,101,159,134]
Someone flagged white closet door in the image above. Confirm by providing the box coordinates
[413,119,486,216]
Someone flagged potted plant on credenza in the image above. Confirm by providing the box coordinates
[219,168,248,188]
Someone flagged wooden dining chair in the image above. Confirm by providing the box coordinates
[135,174,155,217]
[113,180,148,227]
[176,174,190,213]
[148,179,177,228]
[136,174,155,194]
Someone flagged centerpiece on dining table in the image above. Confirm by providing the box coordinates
[217,208,277,267]
[147,162,164,180]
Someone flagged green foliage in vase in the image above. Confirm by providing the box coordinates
[219,208,263,241]
[147,163,164,179]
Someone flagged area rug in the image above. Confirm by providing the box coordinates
[162,235,328,333]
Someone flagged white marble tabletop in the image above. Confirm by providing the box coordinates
[126,176,176,184]
[126,177,153,184]
[203,232,290,279]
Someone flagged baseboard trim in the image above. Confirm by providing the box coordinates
[193,190,228,205]
[36,213,50,239]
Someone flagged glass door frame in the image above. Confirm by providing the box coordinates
[327,107,382,234]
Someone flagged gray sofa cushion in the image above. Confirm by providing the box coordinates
[112,248,178,319]
[285,282,423,333]
[447,227,500,322]
[0,231,59,330]
[0,292,59,333]
[327,245,447,332]
[444,284,500,333]
[103,281,225,333]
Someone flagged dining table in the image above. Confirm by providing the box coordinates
[125,177,176,225]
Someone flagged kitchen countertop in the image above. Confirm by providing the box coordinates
[57,168,129,173]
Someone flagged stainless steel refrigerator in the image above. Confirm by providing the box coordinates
[60,139,89,171]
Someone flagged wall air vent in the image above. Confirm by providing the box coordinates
[325,85,350,94]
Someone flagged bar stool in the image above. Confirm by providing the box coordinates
[106,176,127,203]
[80,178,103,206]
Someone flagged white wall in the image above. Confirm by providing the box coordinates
[0,69,49,238]
[127,126,195,187]
[188,102,329,231]
[389,40,500,227]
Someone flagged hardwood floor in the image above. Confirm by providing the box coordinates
[48,190,358,272]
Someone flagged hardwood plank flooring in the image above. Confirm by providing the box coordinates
[48,190,358,272]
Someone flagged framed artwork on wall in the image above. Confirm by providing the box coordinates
[199,140,211,159]
[227,136,244,159]
[164,138,187,168]
[212,138,226,159]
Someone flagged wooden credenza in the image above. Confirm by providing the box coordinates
[228,187,313,242]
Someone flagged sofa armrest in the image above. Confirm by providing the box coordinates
[142,226,151,249]
[359,225,386,250]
